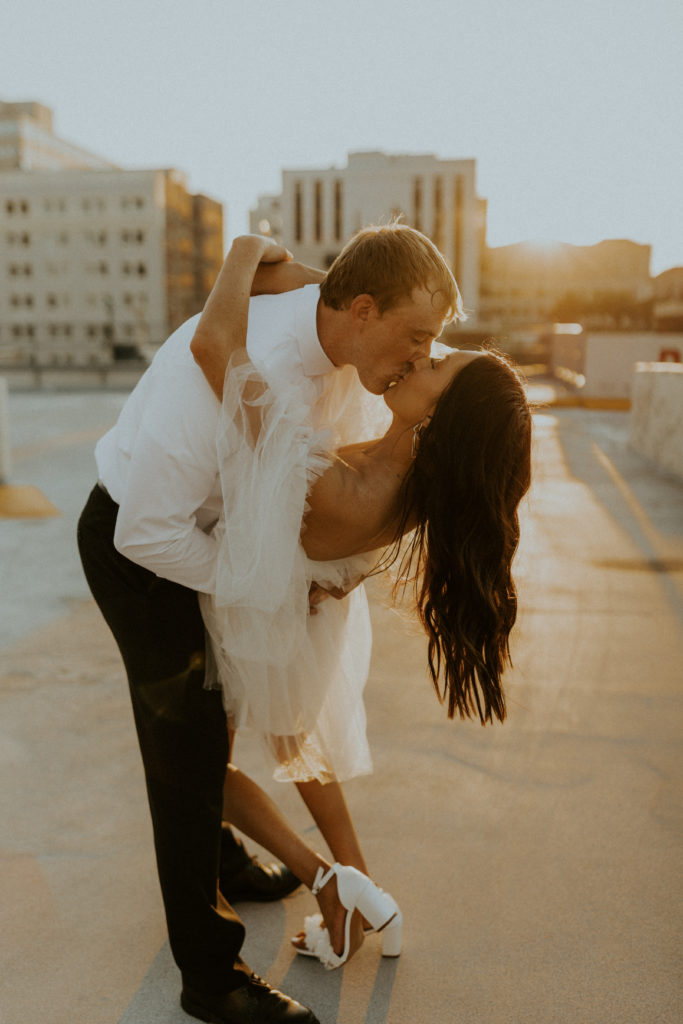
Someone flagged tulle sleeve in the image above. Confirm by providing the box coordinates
[199,351,374,783]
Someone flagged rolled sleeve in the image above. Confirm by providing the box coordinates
[112,357,222,593]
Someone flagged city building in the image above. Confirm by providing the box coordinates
[479,238,653,333]
[652,266,683,333]
[0,100,116,171]
[0,102,223,370]
[251,150,486,324]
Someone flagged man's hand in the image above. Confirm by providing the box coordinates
[308,582,347,615]
[308,572,369,615]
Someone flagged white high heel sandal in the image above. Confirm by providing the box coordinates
[292,863,402,970]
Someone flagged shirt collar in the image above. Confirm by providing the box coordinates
[295,284,336,377]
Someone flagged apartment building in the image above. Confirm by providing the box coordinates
[0,102,223,369]
[251,150,486,323]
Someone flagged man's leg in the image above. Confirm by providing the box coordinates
[78,485,320,1021]
[77,484,246,992]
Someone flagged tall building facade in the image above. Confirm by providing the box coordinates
[251,150,486,323]
[0,102,223,369]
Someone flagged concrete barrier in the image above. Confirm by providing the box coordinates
[0,377,11,484]
[551,330,683,402]
[629,362,683,479]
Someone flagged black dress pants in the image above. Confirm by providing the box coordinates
[77,484,250,993]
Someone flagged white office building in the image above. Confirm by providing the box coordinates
[251,150,486,323]
[0,102,223,371]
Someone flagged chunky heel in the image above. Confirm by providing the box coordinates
[298,862,403,969]
[353,878,397,932]
[380,911,403,957]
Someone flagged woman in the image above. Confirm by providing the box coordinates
[193,233,532,969]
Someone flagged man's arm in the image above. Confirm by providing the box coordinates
[110,337,224,592]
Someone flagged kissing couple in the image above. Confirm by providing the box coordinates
[78,223,531,1023]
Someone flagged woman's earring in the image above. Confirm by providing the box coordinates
[411,415,432,458]
[411,422,423,459]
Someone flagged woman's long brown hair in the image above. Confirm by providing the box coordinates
[389,351,532,724]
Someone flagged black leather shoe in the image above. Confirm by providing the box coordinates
[221,857,301,903]
[180,973,320,1023]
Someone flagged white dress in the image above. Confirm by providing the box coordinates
[199,352,384,784]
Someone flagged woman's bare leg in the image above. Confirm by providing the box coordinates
[222,764,324,886]
[293,777,369,954]
[222,764,360,958]
[295,778,369,874]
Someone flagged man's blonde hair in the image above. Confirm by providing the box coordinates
[320,222,465,322]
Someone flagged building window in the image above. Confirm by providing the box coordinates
[314,180,323,242]
[294,181,303,243]
[452,175,463,280]
[11,324,35,338]
[413,177,423,232]
[333,180,343,242]
[4,199,29,215]
[121,195,145,210]
[432,176,443,250]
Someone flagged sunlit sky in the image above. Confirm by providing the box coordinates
[3,0,681,274]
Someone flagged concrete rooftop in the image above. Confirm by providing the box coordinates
[1,385,682,1024]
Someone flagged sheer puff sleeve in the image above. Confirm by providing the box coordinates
[199,352,375,783]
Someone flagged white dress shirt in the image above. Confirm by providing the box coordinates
[95,284,352,594]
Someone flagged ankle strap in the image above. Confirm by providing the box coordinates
[311,864,336,896]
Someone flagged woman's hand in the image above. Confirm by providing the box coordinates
[228,233,291,264]
[252,259,325,296]
[256,238,293,263]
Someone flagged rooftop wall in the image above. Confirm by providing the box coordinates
[629,363,683,479]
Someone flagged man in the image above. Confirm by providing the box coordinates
[77,225,460,1024]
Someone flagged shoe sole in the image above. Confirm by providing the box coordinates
[180,988,319,1024]
[180,991,223,1023]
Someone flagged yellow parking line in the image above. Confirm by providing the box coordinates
[0,485,61,519]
